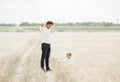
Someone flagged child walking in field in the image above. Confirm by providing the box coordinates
[58,53,78,82]
[59,53,74,67]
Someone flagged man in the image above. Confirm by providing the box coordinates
[40,21,54,72]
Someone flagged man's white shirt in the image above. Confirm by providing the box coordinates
[40,26,51,44]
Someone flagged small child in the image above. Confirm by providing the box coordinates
[58,53,76,82]
[59,53,74,67]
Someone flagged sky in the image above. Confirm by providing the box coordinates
[0,0,120,23]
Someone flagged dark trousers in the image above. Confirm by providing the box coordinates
[41,43,51,70]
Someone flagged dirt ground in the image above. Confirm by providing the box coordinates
[0,32,120,82]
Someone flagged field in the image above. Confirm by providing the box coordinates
[0,32,120,82]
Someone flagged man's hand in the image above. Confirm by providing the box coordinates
[40,23,45,27]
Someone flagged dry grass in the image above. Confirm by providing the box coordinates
[0,32,39,82]
[0,32,120,82]
[51,32,120,82]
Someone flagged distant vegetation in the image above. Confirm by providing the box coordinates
[19,22,40,27]
[0,22,120,32]
[54,22,120,27]
[0,23,17,27]
[0,22,120,27]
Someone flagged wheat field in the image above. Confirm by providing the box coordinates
[0,32,120,82]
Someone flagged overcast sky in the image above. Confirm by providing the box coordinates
[0,0,120,23]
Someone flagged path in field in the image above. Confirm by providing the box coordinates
[9,37,57,82]
[10,37,40,82]
[10,39,38,82]
[0,33,41,82]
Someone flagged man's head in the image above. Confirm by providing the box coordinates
[66,53,72,59]
[45,21,54,29]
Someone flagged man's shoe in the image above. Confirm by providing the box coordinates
[41,68,45,72]
[46,68,52,72]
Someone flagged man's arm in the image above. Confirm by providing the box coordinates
[40,23,45,27]
[40,23,45,31]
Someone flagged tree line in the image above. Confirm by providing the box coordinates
[0,22,120,27]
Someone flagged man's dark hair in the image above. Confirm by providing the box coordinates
[46,21,54,25]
